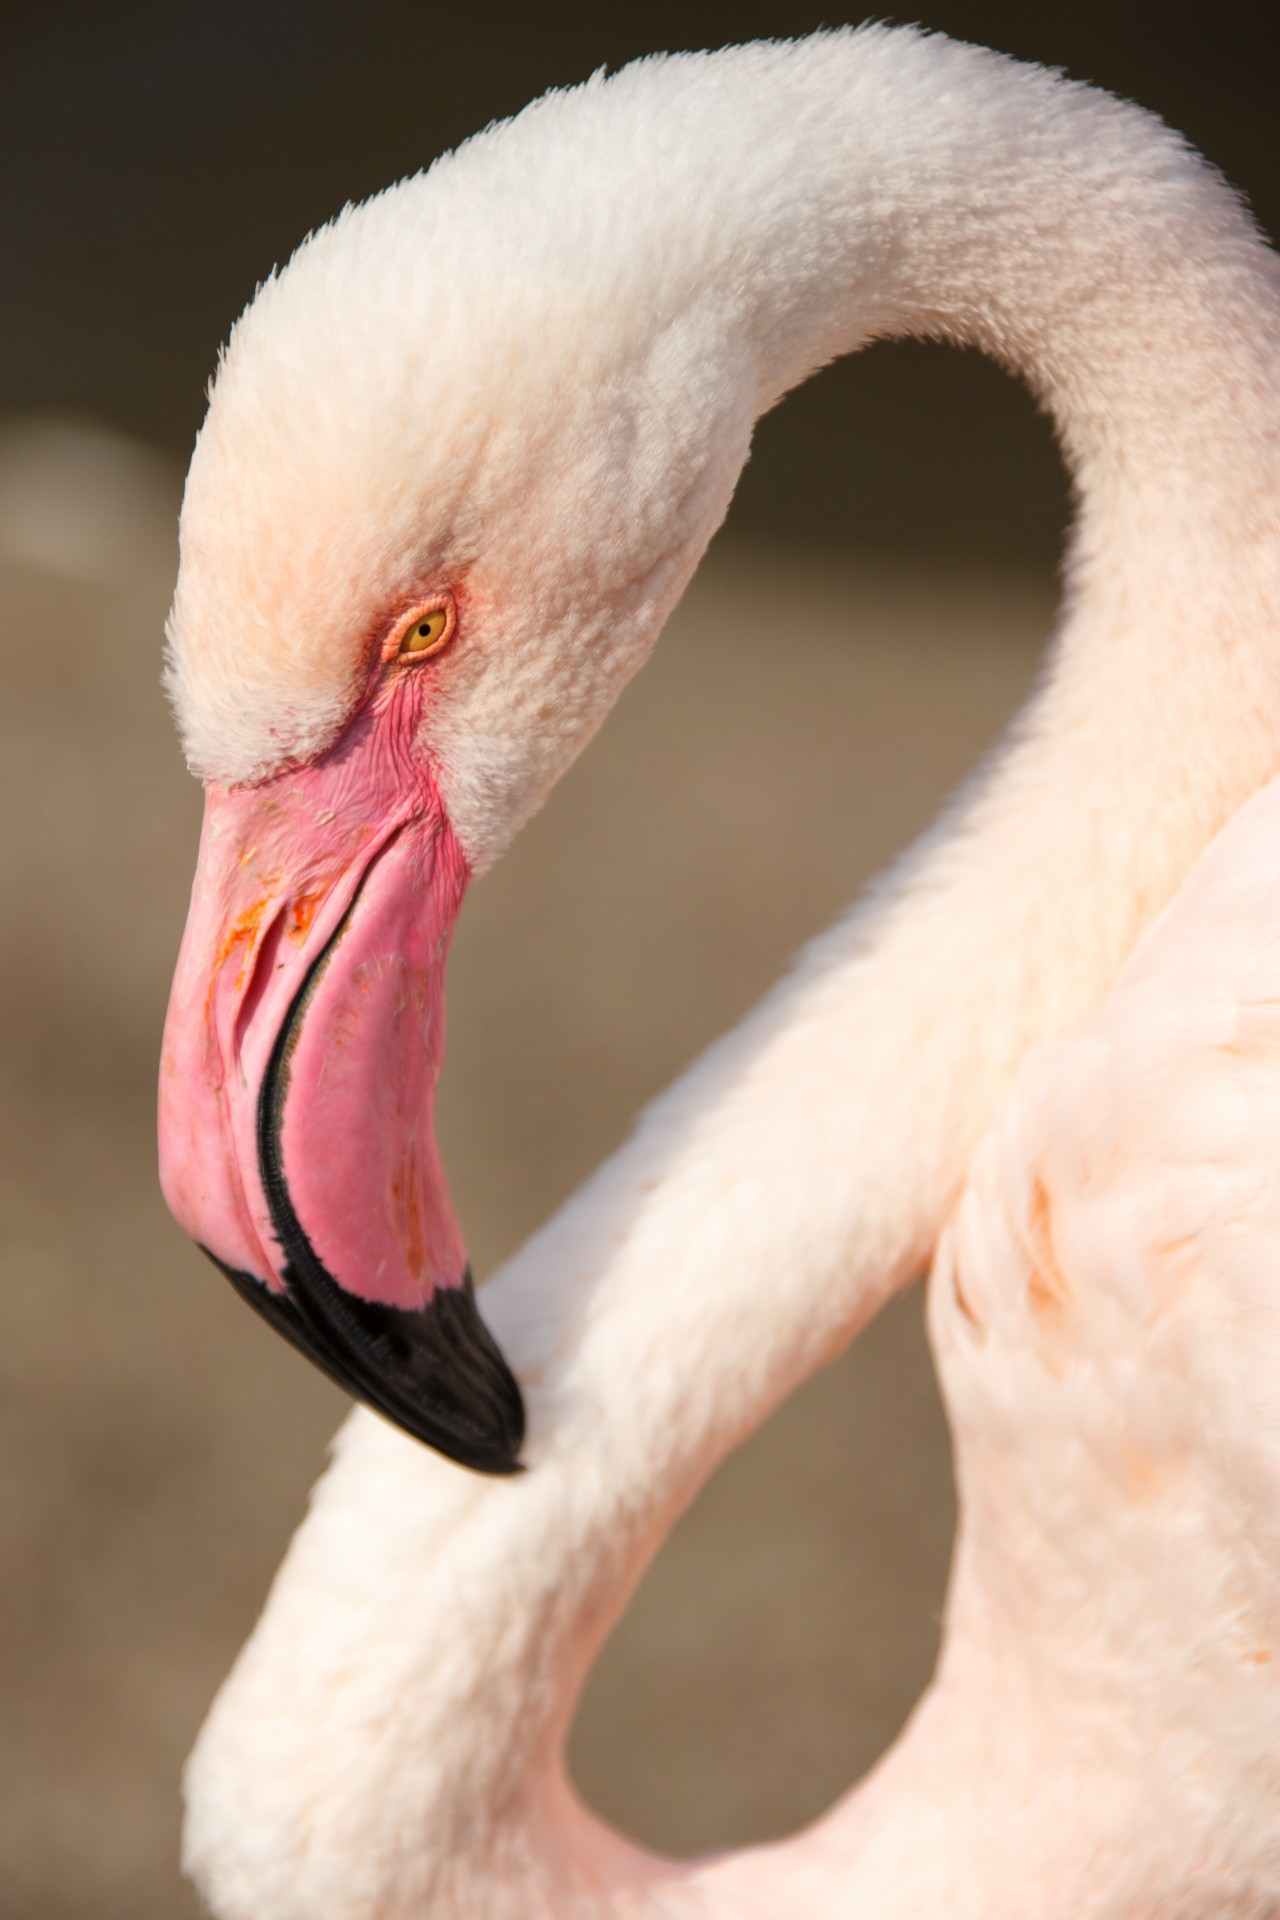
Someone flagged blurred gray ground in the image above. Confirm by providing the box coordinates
[0,421,1047,1918]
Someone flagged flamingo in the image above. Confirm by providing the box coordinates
[158,28,1280,1918]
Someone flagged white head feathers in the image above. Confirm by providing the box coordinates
[165,26,1274,867]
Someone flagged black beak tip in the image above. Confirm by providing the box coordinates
[231,893,525,1474]
[202,1249,525,1476]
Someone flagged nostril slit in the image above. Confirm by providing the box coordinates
[233,905,290,1064]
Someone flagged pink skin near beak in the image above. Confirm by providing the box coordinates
[159,668,525,1473]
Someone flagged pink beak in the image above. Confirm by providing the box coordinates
[158,684,523,1473]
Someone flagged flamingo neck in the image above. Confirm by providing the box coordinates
[558,30,1280,549]
[184,34,1280,1920]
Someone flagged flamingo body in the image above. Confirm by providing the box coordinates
[160,29,1280,1918]
[182,771,1280,1918]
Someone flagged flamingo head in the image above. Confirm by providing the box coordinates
[157,92,758,1473]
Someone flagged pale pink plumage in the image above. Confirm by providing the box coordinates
[169,28,1280,1918]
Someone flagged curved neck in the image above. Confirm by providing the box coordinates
[678,33,1280,514]
[184,35,1280,1920]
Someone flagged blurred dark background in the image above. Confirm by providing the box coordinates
[5,0,1279,562]
[2,6,1276,1918]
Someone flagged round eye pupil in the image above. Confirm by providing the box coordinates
[400,607,452,657]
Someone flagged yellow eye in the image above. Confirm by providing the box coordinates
[398,602,454,659]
